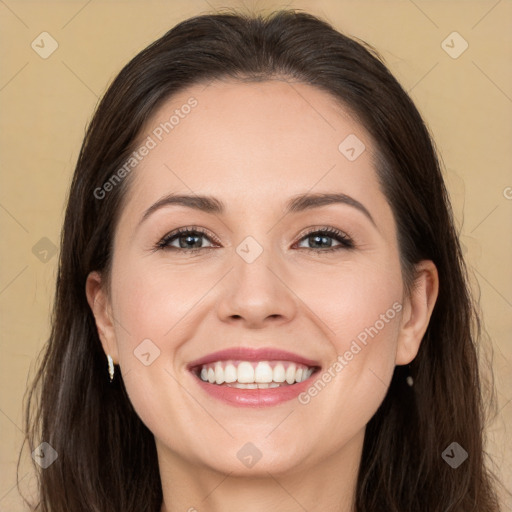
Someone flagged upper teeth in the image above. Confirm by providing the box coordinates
[198,360,314,385]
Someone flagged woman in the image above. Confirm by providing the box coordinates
[21,9,505,511]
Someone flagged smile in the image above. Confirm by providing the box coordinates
[195,360,316,388]
[187,346,321,406]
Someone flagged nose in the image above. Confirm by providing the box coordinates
[215,245,297,329]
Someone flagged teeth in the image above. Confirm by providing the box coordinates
[196,360,316,386]
[215,363,224,384]
[228,382,270,389]
[237,362,255,383]
[224,363,237,383]
[254,362,273,383]
[273,363,286,382]
[285,364,297,384]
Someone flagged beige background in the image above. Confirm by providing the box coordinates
[0,0,511,509]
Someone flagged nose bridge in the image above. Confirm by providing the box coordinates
[227,204,278,278]
[232,233,279,297]
[215,231,297,326]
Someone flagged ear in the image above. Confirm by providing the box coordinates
[395,260,439,365]
[85,270,119,363]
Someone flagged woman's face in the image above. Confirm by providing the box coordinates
[88,79,433,476]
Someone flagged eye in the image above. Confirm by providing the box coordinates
[295,227,354,252]
[155,226,218,252]
[154,225,355,254]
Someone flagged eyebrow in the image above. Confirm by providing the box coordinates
[138,192,376,228]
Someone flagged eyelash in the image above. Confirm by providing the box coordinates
[154,225,355,254]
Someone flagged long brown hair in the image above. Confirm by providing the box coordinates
[20,9,505,511]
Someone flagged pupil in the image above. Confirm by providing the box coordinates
[311,234,331,248]
[180,233,201,249]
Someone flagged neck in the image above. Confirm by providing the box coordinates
[158,429,364,512]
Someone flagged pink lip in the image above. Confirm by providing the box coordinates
[187,347,320,370]
[192,376,318,407]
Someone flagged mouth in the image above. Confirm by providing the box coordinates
[187,347,321,406]
[191,360,320,388]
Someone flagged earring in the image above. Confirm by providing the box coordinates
[107,354,115,382]
[406,364,414,387]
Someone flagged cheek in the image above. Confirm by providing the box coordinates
[111,258,206,343]
[109,260,189,442]
[296,259,403,421]
[301,256,403,340]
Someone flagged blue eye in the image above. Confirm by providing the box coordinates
[295,227,354,251]
[155,226,354,253]
[155,226,216,252]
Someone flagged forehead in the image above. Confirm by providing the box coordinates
[119,79,383,225]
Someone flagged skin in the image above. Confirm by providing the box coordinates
[86,79,438,512]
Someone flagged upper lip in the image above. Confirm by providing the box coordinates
[187,347,321,370]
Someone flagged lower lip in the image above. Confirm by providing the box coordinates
[191,372,318,407]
